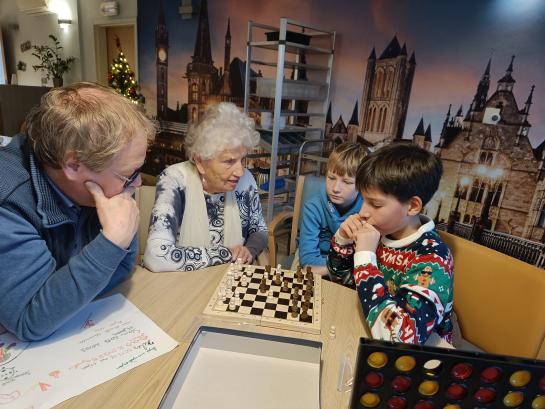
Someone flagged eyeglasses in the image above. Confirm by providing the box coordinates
[111,166,142,189]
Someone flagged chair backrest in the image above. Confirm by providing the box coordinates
[289,175,326,255]
[135,185,157,257]
[267,175,326,267]
[439,230,545,359]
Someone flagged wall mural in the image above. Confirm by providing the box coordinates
[137,0,545,268]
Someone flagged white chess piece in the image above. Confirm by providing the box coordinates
[228,297,236,311]
[240,275,248,287]
[329,325,336,339]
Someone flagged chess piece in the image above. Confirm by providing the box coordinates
[259,277,267,293]
[301,304,309,320]
[228,297,236,311]
[329,325,336,339]
[276,264,282,271]
[240,275,248,287]
[265,264,271,273]
[305,267,313,280]
[281,278,289,292]
[304,291,312,302]
[273,272,282,286]
[290,304,299,317]
[296,268,303,283]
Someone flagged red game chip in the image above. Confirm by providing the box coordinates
[390,375,412,393]
[386,396,407,409]
[363,371,384,389]
[474,387,496,404]
[414,400,434,409]
[540,374,545,391]
[480,366,502,384]
[446,383,468,400]
[451,362,472,380]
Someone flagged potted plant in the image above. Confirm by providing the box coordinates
[32,35,75,87]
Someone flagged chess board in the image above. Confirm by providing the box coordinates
[203,264,322,334]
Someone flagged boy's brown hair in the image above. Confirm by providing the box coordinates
[356,142,443,206]
[326,142,368,178]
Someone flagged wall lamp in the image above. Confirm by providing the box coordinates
[58,19,72,30]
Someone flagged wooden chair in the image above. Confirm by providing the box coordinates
[135,185,157,259]
[439,230,545,359]
[267,175,325,267]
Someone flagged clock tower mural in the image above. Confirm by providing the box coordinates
[155,0,169,120]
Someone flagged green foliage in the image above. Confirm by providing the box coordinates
[32,35,75,80]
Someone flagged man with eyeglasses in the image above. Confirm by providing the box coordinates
[0,82,155,341]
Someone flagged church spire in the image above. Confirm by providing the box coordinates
[471,58,491,112]
[326,102,332,124]
[523,85,535,115]
[224,17,231,72]
[441,104,452,134]
[424,124,432,142]
[378,36,402,59]
[413,117,425,136]
[497,55,516,92]
[192,0,213,64]
[368,47,376,60]
[349,101,359,125]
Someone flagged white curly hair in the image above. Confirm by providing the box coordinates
[185,102,260,160]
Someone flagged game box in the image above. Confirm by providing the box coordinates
[158,326,321,409]
[350,338,545,408]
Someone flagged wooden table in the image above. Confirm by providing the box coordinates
[56,264,369,409]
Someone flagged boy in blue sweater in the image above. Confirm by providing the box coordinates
[298,142,367,284]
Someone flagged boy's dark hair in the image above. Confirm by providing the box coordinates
[356,142,443,205]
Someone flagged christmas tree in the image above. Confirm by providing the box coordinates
[108,36,145,104]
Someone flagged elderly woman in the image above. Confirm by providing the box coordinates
[144,102,267,272]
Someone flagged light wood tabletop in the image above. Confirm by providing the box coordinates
[56,264,369,409]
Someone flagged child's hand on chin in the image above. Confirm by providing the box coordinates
[354,221,381,252]
[338,214,361,240]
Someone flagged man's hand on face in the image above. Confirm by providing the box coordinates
[85,181,140,249]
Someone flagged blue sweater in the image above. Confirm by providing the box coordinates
[298,184,362,267]
[0,135,136,341]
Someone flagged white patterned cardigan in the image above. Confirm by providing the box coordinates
[143,163,268,272]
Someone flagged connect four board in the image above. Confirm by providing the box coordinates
[203,264,322,334]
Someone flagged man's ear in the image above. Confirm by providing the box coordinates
[407,195,423,216]
[62,151,82,181]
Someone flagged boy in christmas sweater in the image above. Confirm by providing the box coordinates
[327,143,454,345]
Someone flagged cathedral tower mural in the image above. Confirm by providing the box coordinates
[358,36,416,145]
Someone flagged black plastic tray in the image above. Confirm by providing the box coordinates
[265,30,311,45]
[349,338,545,408]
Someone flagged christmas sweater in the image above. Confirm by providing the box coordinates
[327,216,454,345]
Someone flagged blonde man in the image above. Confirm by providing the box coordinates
[0,82,155,341]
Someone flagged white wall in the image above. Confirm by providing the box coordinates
[0,0,81,86]
[77,0,137,82]
[0,0,138,85]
